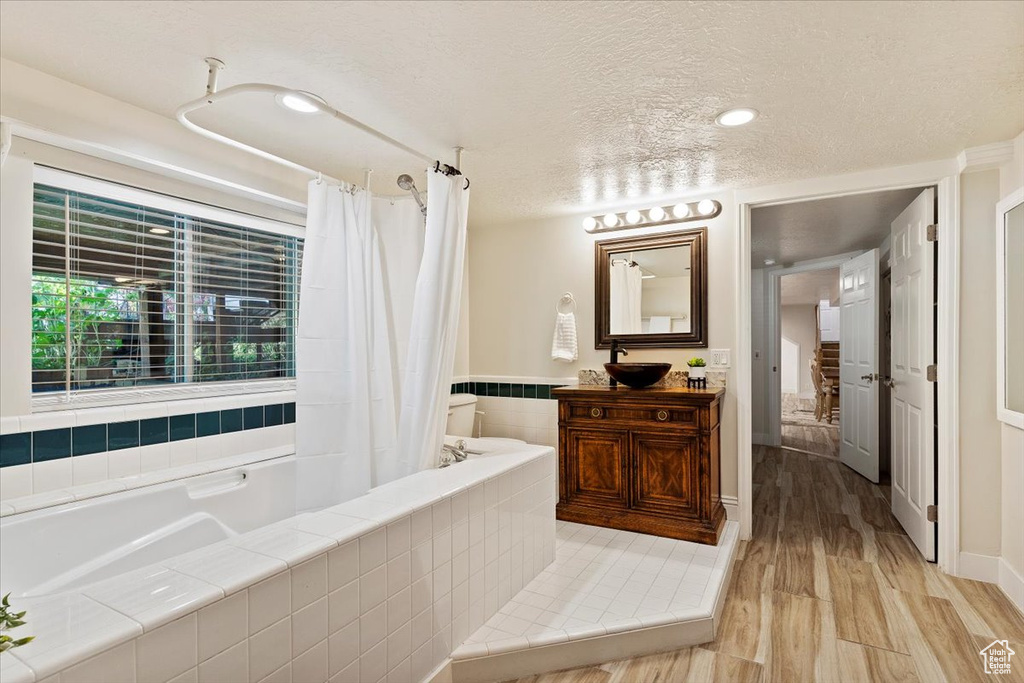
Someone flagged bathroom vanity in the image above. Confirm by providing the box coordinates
[552,385,725,544]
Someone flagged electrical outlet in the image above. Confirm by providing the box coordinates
[710,349,731,367]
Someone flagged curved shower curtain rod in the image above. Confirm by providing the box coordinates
[175,58,464,191]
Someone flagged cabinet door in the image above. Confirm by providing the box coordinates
[563,427,630,510]
[630,430,701,519]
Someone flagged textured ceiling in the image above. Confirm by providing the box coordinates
[1,1,1021,226]
[781,269,840,306]
[751,187,925,265]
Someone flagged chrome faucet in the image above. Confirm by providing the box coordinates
[440,439,469,467]
[609,340,628,386]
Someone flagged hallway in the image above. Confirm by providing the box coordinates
[781,395,840,459]
[507,446,1024,682]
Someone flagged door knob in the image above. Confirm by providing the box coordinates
[860,373,878,384]
[882,377,896,389]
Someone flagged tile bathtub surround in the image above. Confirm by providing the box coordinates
[450,381,566,400]
[3,445,557,683]
[475,396,559,448]
[0,397,297,502]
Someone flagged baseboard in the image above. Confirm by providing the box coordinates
[721,495,739,521]
[999,558,1024,616]
[958,552,1001,583]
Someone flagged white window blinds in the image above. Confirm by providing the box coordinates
[31,183,302,397]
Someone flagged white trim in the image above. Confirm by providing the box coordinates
[32,379,296,412]
[957,141,1016,174]
[996,187,1024,429]
[735,159,960,573]
[1000,558,1024,616]
[958,552,1001,583]
[33,165,304,237]
[721,494,739,521]
[765,253,860,446]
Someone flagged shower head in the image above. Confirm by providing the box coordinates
[397,174,416,191]
[397,174,427,216]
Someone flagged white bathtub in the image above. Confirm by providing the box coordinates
[0,456,295,598]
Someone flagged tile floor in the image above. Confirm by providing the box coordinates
[453,519,738,659]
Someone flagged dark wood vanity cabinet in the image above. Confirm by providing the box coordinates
[552,386,726,544]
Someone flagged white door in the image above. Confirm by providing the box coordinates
[890,188,936,561]
[839,249,880,482]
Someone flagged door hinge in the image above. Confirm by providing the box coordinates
[927,224,938,242]
[927,505,938,523]
[926,364,937,382]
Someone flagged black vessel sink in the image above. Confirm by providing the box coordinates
[604,362,672,389]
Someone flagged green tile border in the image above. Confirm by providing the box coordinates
[0,402,297,469]
[450,382,564,401]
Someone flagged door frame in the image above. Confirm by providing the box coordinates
[734,159,961,575]
[765,252,863,447]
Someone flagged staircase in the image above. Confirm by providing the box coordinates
[817,341,839,372]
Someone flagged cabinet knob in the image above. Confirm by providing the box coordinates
[656,410,669,422]
[590,407,603,418]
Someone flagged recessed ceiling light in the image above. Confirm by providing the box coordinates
[641,274,656,280]
[764,259,776,266]
[715,108,758,127]
[149,228,170,235]
[276,91,326,114]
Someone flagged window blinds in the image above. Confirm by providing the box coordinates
[31,183,301,397]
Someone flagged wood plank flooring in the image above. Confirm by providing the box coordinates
[505,445,1024,683]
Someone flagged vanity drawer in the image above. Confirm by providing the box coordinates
[564,401,699,429]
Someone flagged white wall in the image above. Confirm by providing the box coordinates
[469,191,738,498]
[781,304,817,398]
[958,169,1004,559]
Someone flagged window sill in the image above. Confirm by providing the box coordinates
[31,379,297,413]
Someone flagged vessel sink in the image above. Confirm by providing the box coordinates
[604,362,672,389]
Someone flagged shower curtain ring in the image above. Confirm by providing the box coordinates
[464,177,470,189]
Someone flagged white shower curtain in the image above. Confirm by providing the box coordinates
[610,260,642,334]
[296,170,470,509]
[296,181,399,509]
[397,172,470,472]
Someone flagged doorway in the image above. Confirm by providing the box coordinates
[748,185,940,562]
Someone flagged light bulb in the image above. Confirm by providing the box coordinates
[276,91,326,114]
[697,199,716,215]
[582,216,597,231]
[625,210,642,224]
[602,213,619,228]
[715,108,758,127]
[648,206,666,221]
[672,203,690,219]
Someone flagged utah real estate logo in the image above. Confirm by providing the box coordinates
[979,639,1015,675]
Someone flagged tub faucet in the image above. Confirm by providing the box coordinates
[609,341,628,386]
[441,439,468,466]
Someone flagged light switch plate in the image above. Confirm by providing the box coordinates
[710,349,731,368]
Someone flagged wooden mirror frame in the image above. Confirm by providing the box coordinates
[595,227,708,349]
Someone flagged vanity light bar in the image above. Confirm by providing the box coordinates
[583,199,722,233]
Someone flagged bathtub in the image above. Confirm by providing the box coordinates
[0,442,557,683]
[0,456,295,598]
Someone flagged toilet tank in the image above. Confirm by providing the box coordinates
[447,393,478,437]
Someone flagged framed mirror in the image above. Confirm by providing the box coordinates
[595,228,707,348]
[997,187,1024,429]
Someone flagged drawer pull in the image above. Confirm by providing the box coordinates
[590,407,604,418]
[656,410,669,422]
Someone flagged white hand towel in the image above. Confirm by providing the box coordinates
[648,316,672,333]
[551,311,578,362]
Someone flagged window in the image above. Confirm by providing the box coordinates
[31,181,302,399]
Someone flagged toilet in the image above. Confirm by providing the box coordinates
[447,393,526,446]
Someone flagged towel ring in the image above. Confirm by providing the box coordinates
[556,293,577,314]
